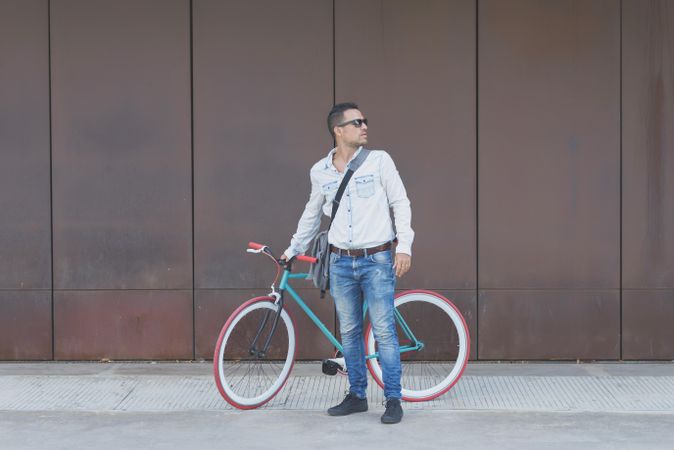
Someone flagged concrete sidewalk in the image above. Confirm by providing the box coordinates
[1,362,673,449]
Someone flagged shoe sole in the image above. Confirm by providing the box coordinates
[380,416,402,424]
[327,406,368,416]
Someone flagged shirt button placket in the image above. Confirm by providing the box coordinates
[348,190,353,244]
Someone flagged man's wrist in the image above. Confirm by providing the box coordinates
[283,246,298,260]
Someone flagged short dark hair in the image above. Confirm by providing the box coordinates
[327,102,359,138]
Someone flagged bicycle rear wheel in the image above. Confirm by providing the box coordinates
[365,290,470,402]
[213,296,296,409]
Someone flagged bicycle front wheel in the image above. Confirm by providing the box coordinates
[365,290,470,402]
[213,296,296,409]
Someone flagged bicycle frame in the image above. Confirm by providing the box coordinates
[278,268,424,359]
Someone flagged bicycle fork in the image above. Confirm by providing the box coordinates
[248,296,285,358]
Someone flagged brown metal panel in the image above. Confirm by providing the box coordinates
[335,0,476,290]
[622,1,674,288]
[0,0,51,289]
[193,0,333,288]
[54,290,193,360]
[623,290,674,360]
[479,0,620,289]
[478,290,620,360]
[195,289,336,360]
[0,291,51,360]
[50,0,192,289]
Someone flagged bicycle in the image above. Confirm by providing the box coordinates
[213,241,470,410]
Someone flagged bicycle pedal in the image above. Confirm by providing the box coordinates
[321,359,342,376]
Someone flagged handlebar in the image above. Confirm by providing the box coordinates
[296,254,318,263]
[247,242,317,264]
[248,241,265,250]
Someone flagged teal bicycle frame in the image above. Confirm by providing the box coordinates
[279,269,425,359]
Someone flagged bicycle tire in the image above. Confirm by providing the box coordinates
[365,290,470,402]
[213,296,296,409]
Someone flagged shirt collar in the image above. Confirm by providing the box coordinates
[324,146,364,171]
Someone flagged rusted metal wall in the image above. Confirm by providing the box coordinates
[478,0,621,359]
[622,0,674,360]
[50,0,193,359]
[1,0,672,360]
[0,0,52,360]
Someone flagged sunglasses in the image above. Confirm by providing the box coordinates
[337,118,368,128]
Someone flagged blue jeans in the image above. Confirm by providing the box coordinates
[329,249,401,400]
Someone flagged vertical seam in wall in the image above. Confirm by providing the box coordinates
[48,0,55,361]
[190,0,196,360]
[619,0,623,360]
[475,0,480,361]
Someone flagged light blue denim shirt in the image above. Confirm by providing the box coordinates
[284,146,414,258]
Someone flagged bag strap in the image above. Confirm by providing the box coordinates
[328,149,370,229]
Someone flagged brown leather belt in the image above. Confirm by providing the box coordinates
[330,242,392,257]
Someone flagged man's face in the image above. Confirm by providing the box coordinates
[334,109,368,147]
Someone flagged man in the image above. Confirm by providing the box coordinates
[282,102,414,424]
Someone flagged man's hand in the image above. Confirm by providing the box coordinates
[393,253,411,278]
[280,254,289,262]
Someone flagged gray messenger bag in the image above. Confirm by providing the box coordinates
[309,149,370,298]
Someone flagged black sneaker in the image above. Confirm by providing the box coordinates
[327,393,368,416]
[381,398,403,424]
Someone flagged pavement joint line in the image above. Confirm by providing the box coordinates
[113,384,137,411]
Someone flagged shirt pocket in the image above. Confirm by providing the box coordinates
[321,181,339,202]
[354,174,375,198]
